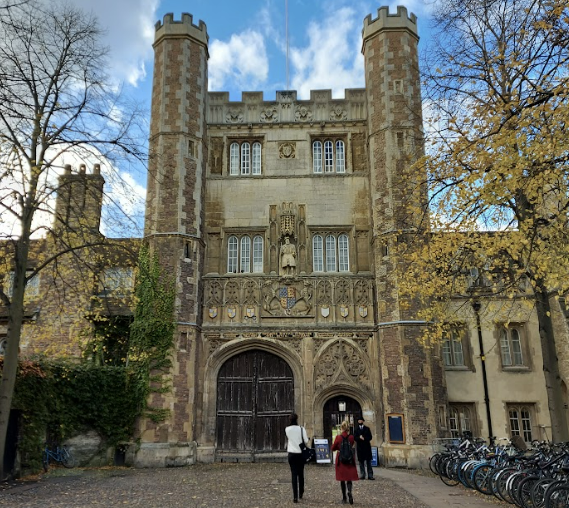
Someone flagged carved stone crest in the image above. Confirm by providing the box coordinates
[279,142,296,159]
[330,105,347,121]
[208,307,218,319]
[226,109,244,123]
[294,105,313,122]
[260,106,279,123]
[227,306,236,319]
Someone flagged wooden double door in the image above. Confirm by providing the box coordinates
[216,350,294,452]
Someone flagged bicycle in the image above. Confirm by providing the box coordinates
[42,443,76,471]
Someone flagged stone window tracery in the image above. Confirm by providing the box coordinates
[312,138,346,174]
[227,234,264,274]
[312,233,350,273]
[229,140,262,176]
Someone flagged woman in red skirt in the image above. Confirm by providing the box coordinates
[331,420,359,504]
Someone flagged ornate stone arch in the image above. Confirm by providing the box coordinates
[199,338,304,446]
[313,338,372,393]
[313,383,376,439]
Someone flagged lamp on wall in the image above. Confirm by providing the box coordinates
[338,401,347,412]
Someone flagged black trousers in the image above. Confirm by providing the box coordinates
[288,452,305,500]
[358,459,374,478]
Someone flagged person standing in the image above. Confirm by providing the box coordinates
[331,420,359,504]
[285,413,309,503]
[354,416,374,480]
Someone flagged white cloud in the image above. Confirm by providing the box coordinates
[209,30,269,92]
[52,0,159,87]
[290,6,364,99]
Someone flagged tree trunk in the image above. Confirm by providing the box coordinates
[534,279,569,442]
[0,237,29,480]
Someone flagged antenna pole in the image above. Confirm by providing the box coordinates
[285,0,289,90]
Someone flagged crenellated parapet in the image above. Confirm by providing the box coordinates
[207,88,367,125]
[362,5,418,44]
[154,12,209,48]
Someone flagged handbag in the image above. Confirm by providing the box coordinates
[299,427,314,463]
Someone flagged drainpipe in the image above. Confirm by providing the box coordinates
[472,300,494,445]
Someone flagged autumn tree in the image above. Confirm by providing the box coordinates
[0,0,144,478]
[402,0,569,441]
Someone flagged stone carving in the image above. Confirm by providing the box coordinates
[280,236,297,276]
[209,138,224,174]
[294,105,313,122]
[243,279,258,305]
[314,339,369,390]
[224,281,239,304]
[280,202,296,236]
[330,105,347,121]
[262,280,313,317]
[260,106,279,123]
[207,338,227,356]
[279,142,296,159]
[335,279,350,305]
[226,109,244,123]
[206,281,222,306]
[354,279,370,306]
[316,280,332,305]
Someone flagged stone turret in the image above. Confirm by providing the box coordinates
[55,163,104,235]
[141,12,209,465]
[362,6,447,464]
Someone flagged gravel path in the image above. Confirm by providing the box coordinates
[0,463,501,508]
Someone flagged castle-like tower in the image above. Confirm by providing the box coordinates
[140,6,446,467]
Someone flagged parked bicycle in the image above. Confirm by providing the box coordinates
[42,443,76,471]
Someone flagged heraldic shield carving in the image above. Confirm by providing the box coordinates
[279,286,296,309]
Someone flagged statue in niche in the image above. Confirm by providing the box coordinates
[280,236,297,276]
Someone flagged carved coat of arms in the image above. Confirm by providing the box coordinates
[279,286,296,309]
[208,307,218,319]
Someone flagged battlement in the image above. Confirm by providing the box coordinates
[362,5,418,43]
[207,89,367,125]
[63,163,102,176]
[154,12,209,47]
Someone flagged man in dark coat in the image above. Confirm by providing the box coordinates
[353,416,374,480]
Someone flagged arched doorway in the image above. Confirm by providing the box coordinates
[216,350,294,453]
[323,395,362,442]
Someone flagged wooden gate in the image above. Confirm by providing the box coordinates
[216,350,294,452]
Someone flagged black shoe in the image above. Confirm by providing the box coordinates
[348,492,353,505]
[359,476,365,480]
[342,499,347,504]
[368,477,375,480]
[293,499,298,503]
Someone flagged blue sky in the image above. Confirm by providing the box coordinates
[80,0,434,103]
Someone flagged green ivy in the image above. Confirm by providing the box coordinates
[127,244,176,422]
[12,361,139,473]
[9,245,176,474]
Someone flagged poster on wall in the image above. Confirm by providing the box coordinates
[314,438,331,464]
[371,446,378,467]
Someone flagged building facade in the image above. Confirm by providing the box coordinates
[3,5,567,469]
[137,5,563,467]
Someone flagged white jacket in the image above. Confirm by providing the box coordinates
[285,424,309,453]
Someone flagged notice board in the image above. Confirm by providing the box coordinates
[314,438,331,464]
[387,413,405,443]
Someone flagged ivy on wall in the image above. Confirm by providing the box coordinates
[6,245,176,474]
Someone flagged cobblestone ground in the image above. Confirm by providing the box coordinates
[0,463,431,508]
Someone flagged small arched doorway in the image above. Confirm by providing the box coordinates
[216,350,294,453]
[323,395,362,442]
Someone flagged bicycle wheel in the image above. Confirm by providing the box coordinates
[544,483,569,508]
[429,453,442,475]
[517,475,539,508]
[473,464,494,495]
[532,478,563,508]
[42,450,49,472]
[61,447,76,468]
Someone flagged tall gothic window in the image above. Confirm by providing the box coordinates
[499,325,525,367]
